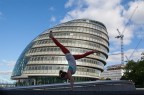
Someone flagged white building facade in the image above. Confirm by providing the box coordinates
[100,64,125,80]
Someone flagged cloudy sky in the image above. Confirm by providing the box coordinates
[0,0,144,82]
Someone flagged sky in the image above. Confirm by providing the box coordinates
[0,0,144,83]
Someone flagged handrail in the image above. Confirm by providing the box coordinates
[3,80,135,91]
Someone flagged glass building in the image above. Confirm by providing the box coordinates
[11,19,109,85]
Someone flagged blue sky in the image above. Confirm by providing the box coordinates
[0,0,144,83]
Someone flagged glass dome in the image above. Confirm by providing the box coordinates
[11,19,109,85]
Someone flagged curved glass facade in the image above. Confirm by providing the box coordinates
[11,19,109,85]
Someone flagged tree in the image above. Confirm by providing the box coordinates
[106,78,111,80]
[100,77,105,80]
[121,60,144,87]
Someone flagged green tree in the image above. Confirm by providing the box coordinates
[100,77,105,80]
[106,78,111,80]
[121,60,144,87]
[134,60,144,87]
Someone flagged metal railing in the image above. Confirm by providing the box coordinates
[2,80,135,91]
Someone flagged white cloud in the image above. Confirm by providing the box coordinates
[0,11,2,16]
[0,71,12,75]
[0,71,14,83]
[61,0,144,52]
[107,48,144,65]
[0,60,15,83]
[49,6,54,11]
[123,0,144,42]
[0,11,7,20]
[124,0,144,25]
[65,0,75,8]
[0,60,16,73]
[50,16,56,22]
[0,11,3,19]
[1,59,15,67]
[136,30,144,39]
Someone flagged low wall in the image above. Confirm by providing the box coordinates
[1,80,140,95]
[2,80,136,91]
